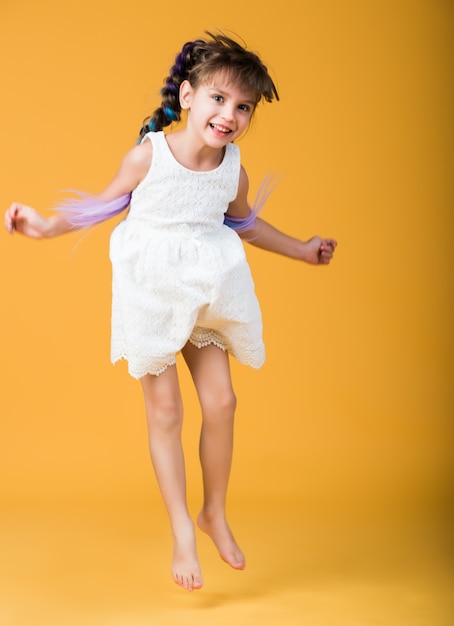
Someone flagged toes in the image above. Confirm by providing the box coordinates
[193,577,203,590]
[222,551,245,570]
[173,572,203,591]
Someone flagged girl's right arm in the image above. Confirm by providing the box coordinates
[4,141,153,238]
[4,203,71,238]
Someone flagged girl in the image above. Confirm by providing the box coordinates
[4,33,337,591]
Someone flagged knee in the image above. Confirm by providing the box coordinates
[202,388,237,422]
[145,395,184,433]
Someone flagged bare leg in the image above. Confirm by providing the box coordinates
[141,367,203,591]
[182,343,246,570]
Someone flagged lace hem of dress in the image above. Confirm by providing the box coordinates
[111,353,177,379]
[111,328,227,379]
[188,327,228,351]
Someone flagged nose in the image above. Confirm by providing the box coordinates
[221,105,236,122]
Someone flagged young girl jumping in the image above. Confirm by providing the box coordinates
[5,32,337,591]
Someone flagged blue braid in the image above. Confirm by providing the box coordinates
[164,106,178,121]
[136,106,178,144]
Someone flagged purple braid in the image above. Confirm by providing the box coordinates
[54,191,131,229]
[138,39,204,140]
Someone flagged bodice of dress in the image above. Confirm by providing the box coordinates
[127,131,241,234]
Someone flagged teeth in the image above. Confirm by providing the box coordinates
[211,124,231,133]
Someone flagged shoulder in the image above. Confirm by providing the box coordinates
[226,141,241,162]
[237,165,249,195]
[227,140,240,154]
[225,165,250,218]
[124,138,153,167]
[119,139,153,184]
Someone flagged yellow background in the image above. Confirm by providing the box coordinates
[0,1,452,624]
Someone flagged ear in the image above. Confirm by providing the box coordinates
[179,80,194,110]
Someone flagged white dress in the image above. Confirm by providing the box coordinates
[109,131,265,379]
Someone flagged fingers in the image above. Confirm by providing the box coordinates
[4,202,43,238]
[4,204,19,233]
[324,238,337,250]
[319,238,337,264]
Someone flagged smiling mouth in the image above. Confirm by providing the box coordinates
[210,123,232,135]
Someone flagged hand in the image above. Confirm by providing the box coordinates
[4,203,50,238]
[303,236,337,265]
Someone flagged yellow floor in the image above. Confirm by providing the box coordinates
[0,497,452,626]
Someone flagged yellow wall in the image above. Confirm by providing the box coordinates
[0,0,452,533]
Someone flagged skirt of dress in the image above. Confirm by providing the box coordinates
[109,219,265,379]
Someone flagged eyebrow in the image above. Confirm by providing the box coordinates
[207,86,256,106]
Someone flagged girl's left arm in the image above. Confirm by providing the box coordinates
[227,167,337,266]
[242,219,337,265]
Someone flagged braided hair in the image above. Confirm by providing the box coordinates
[138,32,279,141]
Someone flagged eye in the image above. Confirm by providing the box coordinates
[213,94,224,103]
[238,104,251,113]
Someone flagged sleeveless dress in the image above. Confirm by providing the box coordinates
[109,131,265,379]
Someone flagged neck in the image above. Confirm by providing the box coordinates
[165,129,226,172]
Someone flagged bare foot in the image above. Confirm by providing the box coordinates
[197,510,245,570]
[172,524,203,591]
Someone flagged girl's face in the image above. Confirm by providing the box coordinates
[180,76,256,146]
